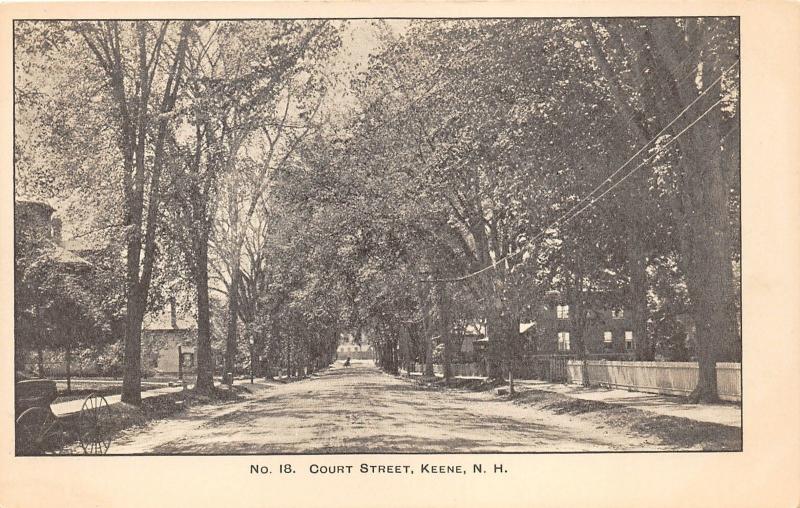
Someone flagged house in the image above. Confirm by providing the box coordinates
[531,291,636,358]
[15,199,92,270]
[16,200,61,241]
[457,323,484,363]
[453,321,535,364]
[336,332,374,360]
[141,298,197,378]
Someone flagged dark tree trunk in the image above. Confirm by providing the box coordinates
[675,43,734,402]
[101,21,193,406]
[626,230,651,360]
[485,310,503,380]
[121,291,145,404]
[439,282,453,383]
[15,341,26,379]
[263,357,272,380]
[36,349,45,378]
[195,236,214,394]
[423,309,435,377]
[286,335,292,379]
[507,315,520,394]
[224,255,241,385]
[590,20,738,402]
[567,252,590,387]
[684,94,730,403]
[65,345,72,394]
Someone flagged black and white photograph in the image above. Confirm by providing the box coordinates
[13,16,743,457]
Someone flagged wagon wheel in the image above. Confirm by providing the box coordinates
[16,407,67,455]
[79,393,112,455]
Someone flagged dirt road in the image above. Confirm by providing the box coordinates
[105,361,682,454]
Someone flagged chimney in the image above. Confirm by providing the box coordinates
[51,217,63,244]
[169,297,178,329]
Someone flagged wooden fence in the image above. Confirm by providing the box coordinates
[23,360,102,378]
[409,357,573,381]
[409,363,484,377]
[566,360,741,402]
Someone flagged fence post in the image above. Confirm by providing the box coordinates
[178,345,183,382]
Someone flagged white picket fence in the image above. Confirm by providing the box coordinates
[409,363,483,377]
[566,360,741,402]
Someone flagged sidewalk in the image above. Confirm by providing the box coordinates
[404,371,741,428]
[53,378,173,386]
[514,379,741,428]
[50,377,277,416]
[51,385,187,416]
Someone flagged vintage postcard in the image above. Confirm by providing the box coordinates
[1,2,798,507]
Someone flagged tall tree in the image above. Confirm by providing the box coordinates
[73,21,193,403]
[582,18,739,401]
[209,20,339,383]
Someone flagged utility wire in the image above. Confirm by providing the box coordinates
[558,97,725,227]
[549,59,739,232]
[424,60,738,284]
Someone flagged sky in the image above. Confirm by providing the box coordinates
[16,19,414,245]
[319,19,411,126]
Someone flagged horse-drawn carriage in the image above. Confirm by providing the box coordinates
[15,372,113,455]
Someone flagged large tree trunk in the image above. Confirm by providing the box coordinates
[626,229,651,360]
[423,306,435,377]
[683,84,731,403]
[506,315,519,394]
[108,21,193,406]
[195,236,214,394]
[15,341,26,379]
[485,310,503,380]
[224,254,241,385]
[286,334,292,379]
[36,349,45,378]
[121,289,145,404]
[439,283,453,383]
[584,20,737,402]
[64,345,72,394]
[567,254,590,387]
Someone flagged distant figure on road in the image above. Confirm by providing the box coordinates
[344,357,351,368]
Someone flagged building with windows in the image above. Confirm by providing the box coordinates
[141,298,197,378]
[532,291,637,358]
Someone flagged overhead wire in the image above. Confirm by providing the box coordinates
[423,59,739,284]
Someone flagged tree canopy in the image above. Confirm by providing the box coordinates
[15,18,740,402]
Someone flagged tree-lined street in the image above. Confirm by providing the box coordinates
[15,18,741,455]
[104,362,738,454]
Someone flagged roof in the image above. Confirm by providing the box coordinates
[16,200,55,215]
[61,238,101,252]
[49,244,92,268]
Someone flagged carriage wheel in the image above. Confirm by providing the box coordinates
[16,407,66,455]
[79,393,112,455]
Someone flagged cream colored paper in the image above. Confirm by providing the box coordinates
[1,2,798,507]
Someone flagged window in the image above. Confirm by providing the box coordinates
[625,331,634,350]
[556,305,570,319]
[181,352,194,368]
[612,308,624,319]
[603,331,613,343]
[557,332,570,351]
